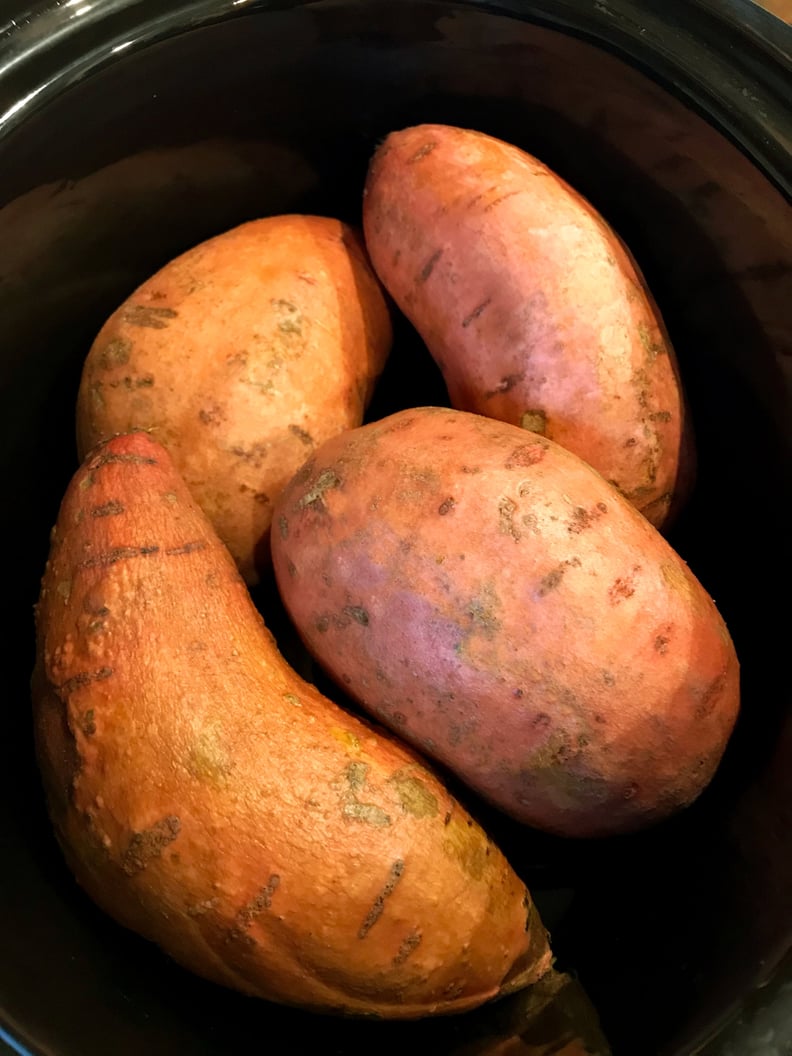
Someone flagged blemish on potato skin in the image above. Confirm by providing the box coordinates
[520,409,547,434]
[91,500,125,518]
[229,442,268,468]
[90,451,157,470]
[298,469,341,510]
[186,897,220,918]
[537,565,565,596]
[121,816,181,876]
[483,189,522,213]
[661,562,691,595]
[608,566,642,604]
[485,372,525,399]
[343,606,370,626]
[408,142,437,162]
[498,496,520,541]
[358,860,405,939]
[393,929,422,966]
[98,337,132,369]
[230,875,281,943]
[388,771,438,818]
[199,403,224,426]
[655,634,670,654]
[438,497,456,515]
[567,502,608,534]
[694,672,727,719]
[80,709,96,736]
[418,248,443,284]
[289,424,313,445]
[505,442,548,469]
[461,297,492,328]
[343,802,391,826]
[442,816,487,880]
[122,305,178,329]
[58,666,114,695]
[108,374,154,391]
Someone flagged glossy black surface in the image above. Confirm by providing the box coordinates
[0,3,790,1055]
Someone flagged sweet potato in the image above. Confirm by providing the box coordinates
[271,407,739,838]
[76,214,392,584]
[31,431,551,1018]
[362,124,694,529]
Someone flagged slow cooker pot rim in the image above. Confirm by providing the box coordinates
[0,0,790,198]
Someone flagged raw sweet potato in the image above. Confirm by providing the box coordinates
[362,124,694,529]
[76,214,392,584]
[31,431,551,1018]
[271,407,739,838]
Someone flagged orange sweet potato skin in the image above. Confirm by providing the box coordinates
[271,407,739,838]
[76,215,392,584]
[31,431,551,1018]
[363,124,694,529]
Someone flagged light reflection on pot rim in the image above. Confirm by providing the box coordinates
[0,0,790,200]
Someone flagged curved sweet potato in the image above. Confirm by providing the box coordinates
[76,214,392,584]
[271,407,739,838]
[32,431,551,1018]
[363,124,695,528]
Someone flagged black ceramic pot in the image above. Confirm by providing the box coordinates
[0,2,790,1054]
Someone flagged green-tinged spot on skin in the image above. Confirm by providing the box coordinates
[330,728,359,750]
[346,761,369,791]
[343,801,391,826]
[389,771,438,818]
[442,815,487,880]
[661,562,691,595]
[520,410,547,435]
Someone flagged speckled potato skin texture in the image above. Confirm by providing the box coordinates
[32,432,551,1018]
[271,408,739,838]
[76,215,392,584]
[362,124,695,529]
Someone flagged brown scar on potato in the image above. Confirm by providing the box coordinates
[121,816,181,876]
[58,667,114,696]
[358,860,405,939]
[505,442,548,469]
[408,142,437,162]
[298,469,341,510]
[91,500,125,518]
[461,298,493,329]
[98,338,132,369]
[122,305,178,329]
[694,672,728,719]
[520,410,547,434]
[237,875,281,926]
[393,929,423,966]
[608,566,642,604]
[485,372,525,399]
[343,606,370,626]
[498,496,520,541]
[289,424,314,446]
[418,249,443,284]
